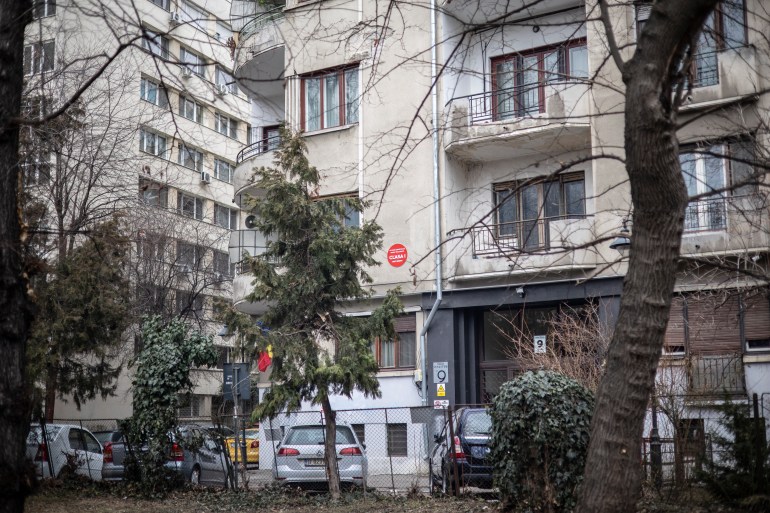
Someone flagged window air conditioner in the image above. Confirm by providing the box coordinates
[200,171,211,184]
[182,67,193,78]
[170,12,181,25]
[216,84,228,96]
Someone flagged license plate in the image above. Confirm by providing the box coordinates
[305,458,325,467]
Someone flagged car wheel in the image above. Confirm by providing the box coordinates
[190,466,201,486]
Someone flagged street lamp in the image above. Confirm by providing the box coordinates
[609,219,631,252]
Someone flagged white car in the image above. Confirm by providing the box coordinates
[27,424,103,480]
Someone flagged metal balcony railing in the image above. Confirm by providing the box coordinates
[465,217,580,257]
[240,4,285,41]
[236,134,282,164]
[691,49,719,88]
[463,82,543,124]
[684,197,727,232]
[688,354,745,395]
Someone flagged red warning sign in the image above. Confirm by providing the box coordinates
[387,244,408,267]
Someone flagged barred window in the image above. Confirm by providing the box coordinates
[386,424,407,457]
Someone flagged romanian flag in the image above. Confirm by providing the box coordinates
[258,345,273,372]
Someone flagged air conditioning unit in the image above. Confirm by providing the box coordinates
[181,67,193,78]
[200,171,211,184]
[244,214,257,229]
[216,84,229,96]
[169,11,181,25]
[142,165,151,175]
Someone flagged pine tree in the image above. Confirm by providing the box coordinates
[242,128,401,498]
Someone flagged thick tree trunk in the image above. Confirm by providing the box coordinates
[576,2,718,512]
[0,2,36,512]
[321,396,341,499]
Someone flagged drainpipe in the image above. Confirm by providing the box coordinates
[419,0,442,406]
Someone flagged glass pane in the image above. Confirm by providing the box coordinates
[305,78,320,131]
[495,60,516,120]
[380,338,395,367]
[704,150,725,192]
[519,55,540,115]
[730,141,756,195]
[521,184,540,248]
[569,46,588,79]
[544,51,559,82]
[680,153,698,197]
[496,189,517,236]
[722,0,745,48]
[543,181,561,218]
[397,332,415,367]
[345,68,359,124]
[564,180,585,216]
[324,73,340,128]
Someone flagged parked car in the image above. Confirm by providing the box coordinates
[93,430,127,481]
[430,407,493,493]
[273,424,367,487]
[166,425,230,487]
[26,424,103,480]
[226,427,260,466]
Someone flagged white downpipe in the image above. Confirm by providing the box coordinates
[420,0,442,406]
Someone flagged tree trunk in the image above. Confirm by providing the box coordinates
[0,1,36,512]
[321,396,341,499]
[576,2,718,512]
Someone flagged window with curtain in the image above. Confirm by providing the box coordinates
[302,65,359,132]
[372,315,416,369]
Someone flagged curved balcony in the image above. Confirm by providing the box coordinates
[233,134,281,201]
[229,229,273,315]
[234,5,285,99]
[445,81,590,162]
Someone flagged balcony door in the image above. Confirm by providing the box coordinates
[680,146,726,232]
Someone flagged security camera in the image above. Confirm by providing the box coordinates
[516,286,525,298]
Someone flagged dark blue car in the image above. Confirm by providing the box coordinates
[430,407,493,493]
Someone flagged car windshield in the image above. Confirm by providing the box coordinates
[463,411,492,436]
[285,426,355,445]
[243,429,260,439]
[27,425,63,444]
[93,431,119,444]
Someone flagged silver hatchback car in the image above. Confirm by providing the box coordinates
[273,424,367,487]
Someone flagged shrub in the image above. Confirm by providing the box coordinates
[490,370,594,513]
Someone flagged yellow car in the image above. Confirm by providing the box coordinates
[226,428,260,466]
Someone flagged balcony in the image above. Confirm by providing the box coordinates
[680,195,770,255]
[445,81,590,162]
[683,45,761,107]
[229,230,272,315]
[688,354,745,396]
[233,134,282,200]
[447,216,596,280]
[234,5,285,98]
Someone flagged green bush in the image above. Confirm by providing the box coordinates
[490,371,594,513]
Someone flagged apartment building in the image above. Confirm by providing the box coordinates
[23,0,251,421]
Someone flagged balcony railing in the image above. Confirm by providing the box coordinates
[465,217,587,257]
[684,197,726,232]
[688,354,745,395]
[236,134,282,164]
[464,82,544,124]
[240,4,285,41]
[691,49,719,88]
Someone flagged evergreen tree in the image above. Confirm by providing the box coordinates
[241,128,401,498]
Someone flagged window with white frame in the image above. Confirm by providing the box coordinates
[180,47,205,76]
[213,250,234,277]
[137,232,167,262]
[139,129,168,157]
[215,66,237,93]
[23,41,55,75]
[33,0,56,19]
[147,0,170,10]
[21,153,51,186]
[215,21,233,43]
[175,291,204,317]
[139,179,168,208]
[178,143,203,171]
[176,241,205,268]
[178,95,202,123]
[177,192,204,220]
[142,30,169,59]
[302,66,359,132]
[213,159,233,182]
[214,204,237,229]
[680,140,756,232]
[140,77,169,108]
[214,112,238,139]
[181,1,207,31]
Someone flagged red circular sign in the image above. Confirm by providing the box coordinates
[387,244,408,267]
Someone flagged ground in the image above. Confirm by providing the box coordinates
[24,480,757,513]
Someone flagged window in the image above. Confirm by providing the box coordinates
[23,41,55,75]
[213,250,234,277]
[215,21,233,43]
[491,39,586,119]
[213,159,233,183]
[136,232,167,261]
[139,129,168,157]
[33,0,56,19]
[140,77,169,108]
[215,66,237,93]
[177,394,202,417]
[177,241,205,269]
[180,47,205,76]
[179,95,203,123]
[139,179,168,207]
[302,66,359,132]
[679,140,755,232]
[214,113,238,139]
[147,0,170,10]
[178,143,204,171]
[21,154,51,186]
[214,204,238,229]
[494,172,585,250]
[142,30,169,59]
[181,1,207,30]
[386,424,407,457]
[373,315,416,369]
[262,125,281,151]
[351,424,366,446]
[177,192,204,220]
[137,283,168,315]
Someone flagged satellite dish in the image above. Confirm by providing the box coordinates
[244,215,257,229]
